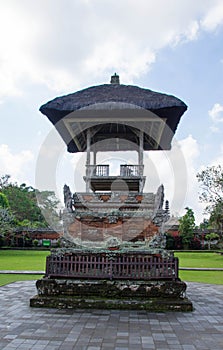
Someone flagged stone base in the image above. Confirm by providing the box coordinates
[30,278,193,312]
[30,295,193,312]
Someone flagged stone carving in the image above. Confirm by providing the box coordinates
[154,184,164,211]
[108,215,118,224]
[105,237,121,248]
[63,184,73,212]
[153,209,169,226]
[152,184,171,227]
[148,234,166,249]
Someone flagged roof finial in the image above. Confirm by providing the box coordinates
[110,73,120,84]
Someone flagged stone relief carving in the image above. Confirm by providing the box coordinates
[63,184,73,212]
[154,184,164,211]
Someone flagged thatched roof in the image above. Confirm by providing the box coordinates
[39,81,187,153]
[40,83,187,122]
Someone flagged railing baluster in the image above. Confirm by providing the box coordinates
[45,252,178,281]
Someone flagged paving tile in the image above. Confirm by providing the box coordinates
[0,281,223,350]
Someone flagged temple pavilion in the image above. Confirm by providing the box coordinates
[30,74,193,311]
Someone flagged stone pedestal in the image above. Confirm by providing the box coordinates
[30,278,193,312]
[30,249,193,312]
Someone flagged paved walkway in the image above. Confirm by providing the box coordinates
[0,281,222,350]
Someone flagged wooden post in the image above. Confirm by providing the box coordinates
[93,149,97,165]
[86,128,91,192]
[138,130,144,167]
[138,130,144,192]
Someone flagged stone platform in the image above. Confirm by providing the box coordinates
[30,278,193,312]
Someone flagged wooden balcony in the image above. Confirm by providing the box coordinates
[86,165,109,177]
[120,165,144,176]
[86,164,144,177]
[84,164,145,192]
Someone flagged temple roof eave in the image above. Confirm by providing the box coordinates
[40,83,187,153]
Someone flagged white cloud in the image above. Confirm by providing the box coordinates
[185,20,200,41]
[209,103,223,123]
[0,0,221,98]
[210,143,223,166]
[142,134,205,223]
[0,144,34,184]
[210,126,220,133]
[177,135,207,223]
[201,0,223,31]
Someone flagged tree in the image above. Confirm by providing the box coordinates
[35,190,61,229]
[205,233,220,250]
[179,207,196,248]
[0,175,61,229]
[209,201,223,232]
[2,184,44,223]
[197,165,223,209]
[0,174,10,190]
[0,208,16,246]
[0,192,9,208]
[199,218,209,230]
[2,180,60,227]
[197,165,223,232]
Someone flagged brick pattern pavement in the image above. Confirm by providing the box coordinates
[0,281,223,350]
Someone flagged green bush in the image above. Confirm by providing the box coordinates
[33,239,39,247]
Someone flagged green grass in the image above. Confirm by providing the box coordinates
[179,270,223,284]
[175,252,223,284]
[174,252,223,268]
[0,250,50,270]
[0,274,43,286]
[0,250,222,286]
[0,250,49,286]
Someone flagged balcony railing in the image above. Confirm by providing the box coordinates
[120,165,144,176]
[86,164,144,177]
[86,165,109,177]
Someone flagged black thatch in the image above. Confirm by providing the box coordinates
[40,84,187,120]
[39,83,187,153]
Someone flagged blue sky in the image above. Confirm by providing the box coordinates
[1,0,223,223]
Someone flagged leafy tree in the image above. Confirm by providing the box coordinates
[179,207,196,248]
[165,234,183,250]
[0,174,10,190]
[199,218,209,230]
[0,192,9,208]
[35,190,61,229]
[1,177,60,228]
[197,165,223,206]
[18,219,47,228]
[205,233,220,250]
[2,184,44,223]
[209,202,223,232]
[197,165,223,234]
[190,237,201,250]
[0,208,16,245]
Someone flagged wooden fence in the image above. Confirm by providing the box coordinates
[46,253,179,281]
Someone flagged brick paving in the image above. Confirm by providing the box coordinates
[0,281,222,350]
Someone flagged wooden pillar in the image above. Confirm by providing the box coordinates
[138,130,144,192]
[138,130,143,167]
[93,146,97,165]
[86,128,91,192]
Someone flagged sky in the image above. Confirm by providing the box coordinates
[0,0,223,224]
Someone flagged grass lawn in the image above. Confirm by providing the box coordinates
[174,252,223,268]
[0,250,222,286]
[0,250,49,286]
[0,250,50,270]
[0,274,43,287]
[175,251,223,284]
[179,270,223,284]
